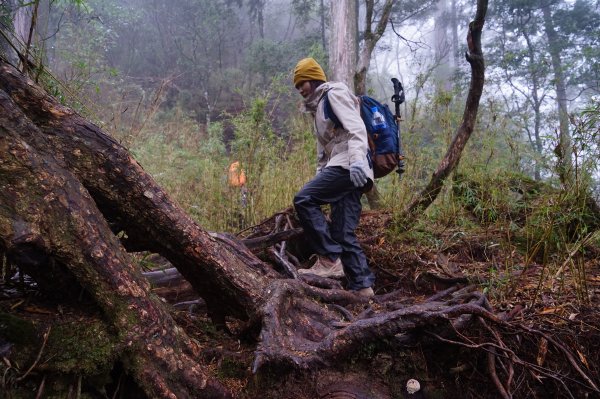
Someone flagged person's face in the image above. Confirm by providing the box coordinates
[296,81,313,98]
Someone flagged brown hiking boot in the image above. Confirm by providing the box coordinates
[298,255,345,279]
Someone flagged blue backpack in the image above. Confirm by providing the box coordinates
[323,93,403,178]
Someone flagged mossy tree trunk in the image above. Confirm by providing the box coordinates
[0,90,229,398]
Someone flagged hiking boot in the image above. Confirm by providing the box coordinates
[354,287,374,298]
[298,255,345,279]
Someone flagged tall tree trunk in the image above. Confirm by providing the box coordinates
[329,0,388,208]
[257,1,265,39]
[333,0,394,210]
[320,0,327,53]
[433,0,453,91]
[450,0,460,70]
[7,0,49,75]
[397,0,488,229]
[542,4,572,186]
[523,30,544,181]
[329,0,357,88]
[0,1,17,62]
[12,1,29,48]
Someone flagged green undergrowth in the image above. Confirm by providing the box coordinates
[0,317,118,375]
[402,167,600,305]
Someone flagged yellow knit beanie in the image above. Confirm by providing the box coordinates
[293,58,327,87]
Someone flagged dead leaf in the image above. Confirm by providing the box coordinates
[536,337,548,366]
[24,306,53,315]
[577,349,590,368]
[436,253,449,268]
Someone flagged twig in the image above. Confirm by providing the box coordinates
[16,326,51,382]
[424,285,463,302]
[112,372,124,399]
[76,374,82,399]
[553,230,599,280]
[278,241,286,257]
[480,317,513,398]
[35,375,46,399]
[429,327,585,398]
[236,209,292,237]
[242,228,303,251]
[267,247,298,279]
[488,349,512,399]
[523,327,599,392]
[329,304,354,322]
[285,250,300,267]
[273,214,284,233]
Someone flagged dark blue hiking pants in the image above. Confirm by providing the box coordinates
[293,166,375,290]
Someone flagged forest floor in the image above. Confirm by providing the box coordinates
[1,210,599,398]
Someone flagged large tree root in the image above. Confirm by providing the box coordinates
[253,279,599,398]
[254,283,489,371]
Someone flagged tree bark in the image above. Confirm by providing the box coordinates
[330,0,394,210]
[522,29,545,181]
[329,0,358,88]
[397,0,488,229]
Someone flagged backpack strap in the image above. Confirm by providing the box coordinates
[320,92,343,129]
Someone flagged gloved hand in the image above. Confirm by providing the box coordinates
[349,161,368,187]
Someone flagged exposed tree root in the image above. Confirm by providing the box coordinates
[244,234,599,399]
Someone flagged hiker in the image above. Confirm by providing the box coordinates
[292,57,375,298]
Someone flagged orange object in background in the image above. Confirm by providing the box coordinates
[228,161,247,187]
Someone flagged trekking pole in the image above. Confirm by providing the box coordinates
[391,78,406,176]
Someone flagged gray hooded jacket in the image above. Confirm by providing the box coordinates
[303,81,374,183]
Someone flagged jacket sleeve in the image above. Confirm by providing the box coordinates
[326,86,369,165]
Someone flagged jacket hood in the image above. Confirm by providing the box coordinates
[304,81,350,112]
